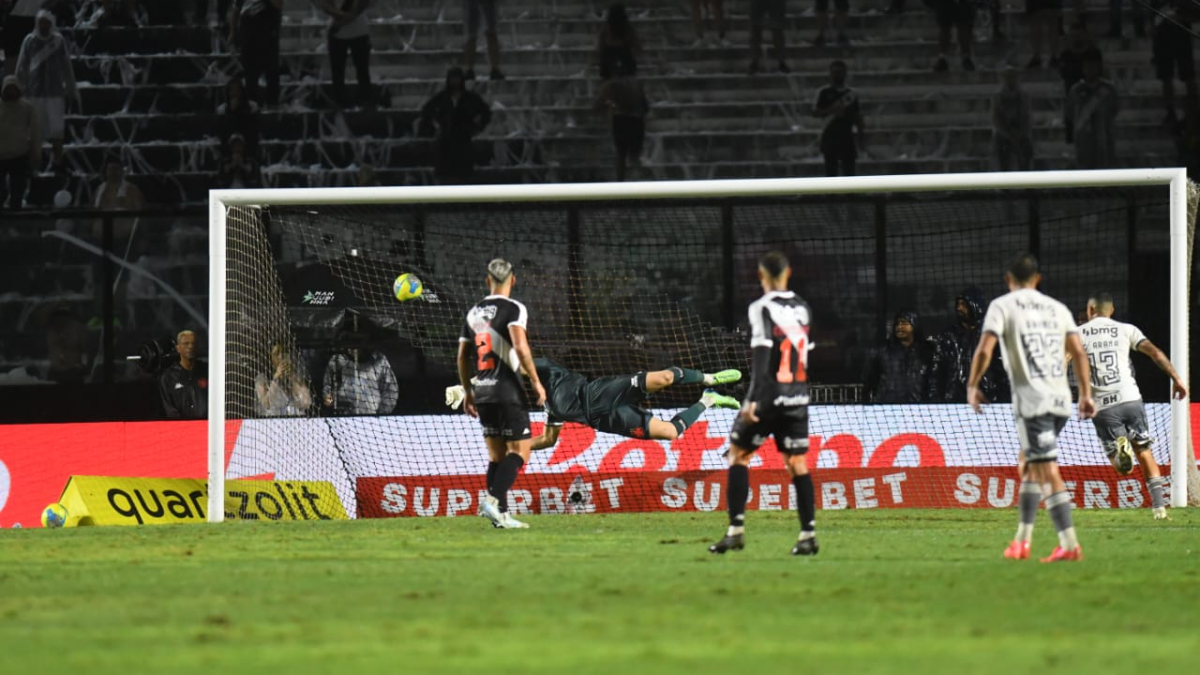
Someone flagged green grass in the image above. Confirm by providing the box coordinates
[1,510,1198,674]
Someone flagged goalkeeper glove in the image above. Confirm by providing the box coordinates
[445,384,467,410]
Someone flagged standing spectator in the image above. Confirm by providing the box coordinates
[159,329,208,419]
[230,0,282,108]
[689,0,725,44]
[317,0,373,108]
[322,346,398,415]
[929,286,1008,403]
[814,0,849,47]
[463,0,503,81]
[419,66,491,184]
[1058,22,1099,96]
[1024,0,1061,70]
[862,311,933,403]
[597,3,639,80]
[1106,0,1145,38]
[216,133,261,188]
[748,0,788,74]
[0,74,40,209]
[594,70,649,181]
[216,77,259,153]
[992,66,1033,171]
[2,0,40,75]
[15,10,76,170]
[931,0,976,72]
[1153,2,1197,128]
[1065,50,1119,169]
[812,60,864,177]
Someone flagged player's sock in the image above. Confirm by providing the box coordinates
[486,461,499,491]
[1015,480,1039,542]
[670,401,707,436]
[490,454,525,513]
[1046,490,1079,550]
[1147,476,1167,509]
[727,464,749,529]
[793,474,816,533]
[668,366,705,386]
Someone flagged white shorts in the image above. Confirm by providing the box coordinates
[29,96,64,140]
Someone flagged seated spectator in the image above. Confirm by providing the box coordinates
[317,0,373,108]
[1058,22,1099,96]
[597,3,639,80]
[1025,0,1061,70]
[419,67,491,184]
[1065,50,1119,169]
[930,0,975,72]
[255,341,312,416]
[814,0,849,47]
[689,0,725,44]
[1154,2,1197,128]
[217,133,262,188]
[992,67,1033,171]
[748,0,788,74]
[0,74,41,210]
[16,10,78,169]
[462,0,502,80]
[216,78,260,152]
[94,158,144,209]
[594,69,649,181]
[812,60,864,177]
[862,311,933,403]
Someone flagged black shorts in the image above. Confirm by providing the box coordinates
[729,404,809,455]
[585,374,653,439]
[1155,23,1196,83]
[476,402,532,440]
[1015,414,1067,463]
[612,115,645,156]
[816,0,850,12]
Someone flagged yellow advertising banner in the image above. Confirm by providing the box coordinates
[57,476,348,526]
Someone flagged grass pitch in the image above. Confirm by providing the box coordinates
[1,509,1197,675]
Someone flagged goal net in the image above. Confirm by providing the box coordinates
[208,171,1198,521]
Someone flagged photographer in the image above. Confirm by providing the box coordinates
[159,329,207,419]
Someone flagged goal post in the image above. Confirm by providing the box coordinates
[208,169,1195,523]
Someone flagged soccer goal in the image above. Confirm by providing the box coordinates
[208,169,1197,523]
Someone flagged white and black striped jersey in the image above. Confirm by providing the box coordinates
[460,294,530,405]
[981,288,1078,418]
[745,290,811,409]
[1080,317,1148,410]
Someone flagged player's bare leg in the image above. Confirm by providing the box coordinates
[1134,442,1170,519]
[1005,450,1037,560]
[787,452,818,556]
[641,367,741,395]
[647,389,740,441]
[1028,460,1082,562]
[709,444,753,553]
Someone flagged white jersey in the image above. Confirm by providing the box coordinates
[981,288,1078,418]
[1079,317,1147,410]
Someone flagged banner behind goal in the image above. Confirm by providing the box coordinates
[209,171,1196,521]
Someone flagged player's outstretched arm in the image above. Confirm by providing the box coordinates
[455,340,477,417]
[531,424,562,451]
[966,332,998,413]
[1137,339,1189,400]
[509,325,546,406]
[1065,333,1096,419]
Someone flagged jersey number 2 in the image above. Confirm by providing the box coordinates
[474,333,495,370]
[776,338,808,383]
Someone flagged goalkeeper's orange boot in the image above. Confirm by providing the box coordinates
[1039,546,1083,563]
[1003,540,1031,560]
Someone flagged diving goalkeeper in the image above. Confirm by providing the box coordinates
[447,357,742,447]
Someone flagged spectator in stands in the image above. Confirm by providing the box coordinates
[930,0,976,72]
[317,0,373,109]
[862,311,933,403]
[255,341,312,416]
[217,77,259,153]
[0,74,40,209]
[1024,0,1061,70]
[689,0,725,44]
[930,287,1008,403]
[356,162,379,186]
[462,0,503,81]
[2,0,40,76]
[748,0,788,74]
[597,3,639,80]
[230,0,282,108]
[44,306,88,384]
[15,10,77,170]
[84,0,137,27]
[419,66,491,184]
[159,329,207,419]
[1065,50,1119,169]
[812,60,863,177]
[1058,21,1099,96]
[94,158,144,209]
[594,67,648,181]
[217,133,261,189]
[813,0,849,47]
[1107,0,1145,38]
[322,345,398,415]
[1154,2,1197,128]
[991,66,1033,171]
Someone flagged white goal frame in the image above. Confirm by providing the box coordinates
[209,169,1193,522]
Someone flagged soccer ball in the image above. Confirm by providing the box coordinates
[41,503,68,529]
[393,273,424,302]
